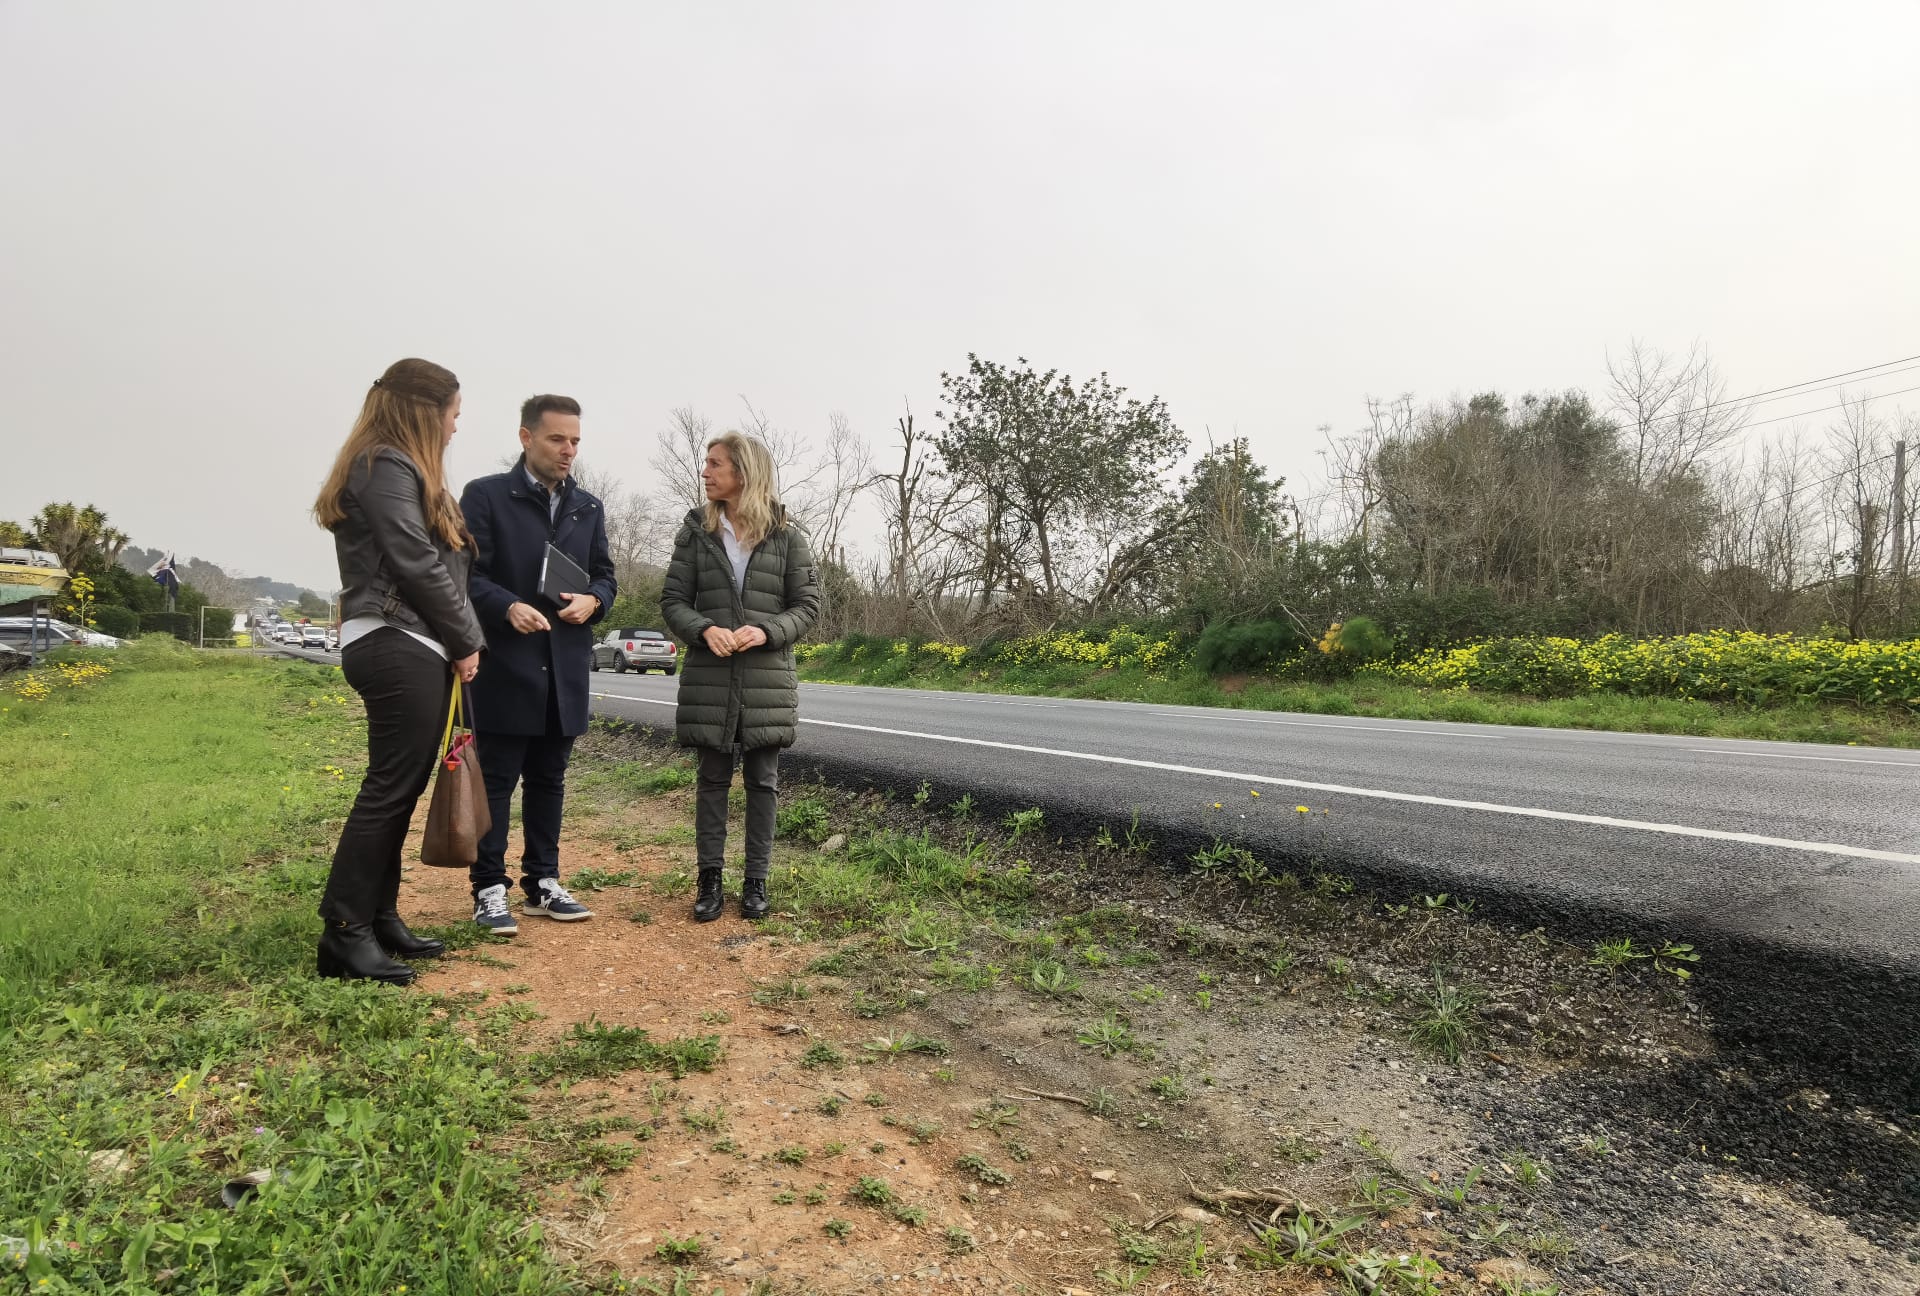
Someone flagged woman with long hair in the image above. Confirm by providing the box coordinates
[660,432,821,922]
[312,358,485,984]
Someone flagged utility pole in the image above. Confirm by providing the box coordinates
[1893,439,1908,621]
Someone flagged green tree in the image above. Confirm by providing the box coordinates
[0,519,30,547]
[28,502,130,575]
[1132,438,1292,621]
[934,355,1187,612]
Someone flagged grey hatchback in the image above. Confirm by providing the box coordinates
[591,627,679,675]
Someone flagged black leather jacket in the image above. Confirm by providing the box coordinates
[332,447,486,657]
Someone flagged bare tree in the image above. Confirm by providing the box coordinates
[869,405,976,637]
[568,460,623,507]
[1820,392,1897,637]
[649,407,713,515]
[1606,341,1745,488]
[809,411,872,568]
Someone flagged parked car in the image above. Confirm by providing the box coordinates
[591,627,678,674]
[299,625,328,649]
[44,618,122,648]
[0,619,77,652]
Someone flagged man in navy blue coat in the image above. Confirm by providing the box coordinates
[459,394,618,934]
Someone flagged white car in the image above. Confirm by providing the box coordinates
[300,625,328,649]
[591,627,679,674]
[0,617,120,649]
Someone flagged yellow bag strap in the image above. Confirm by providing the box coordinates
[440,676,462,756]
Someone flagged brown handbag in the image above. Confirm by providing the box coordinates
[422,677,491,867]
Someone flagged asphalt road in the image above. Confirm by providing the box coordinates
[578,671,1920,978]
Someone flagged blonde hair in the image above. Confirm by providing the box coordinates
[314,358,469,549]
[703,431,782,549]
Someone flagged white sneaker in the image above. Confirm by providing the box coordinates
[472,884,519,935]
[527,878,593,922]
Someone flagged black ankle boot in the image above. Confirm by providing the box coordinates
[373,912,446,960]
[693,869,724,923]
[318,922,417,986]
[740,877,769,921]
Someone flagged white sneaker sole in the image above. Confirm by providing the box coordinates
[528,905,592,922]
[475,920,519,935]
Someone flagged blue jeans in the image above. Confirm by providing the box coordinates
[471,727,577,900]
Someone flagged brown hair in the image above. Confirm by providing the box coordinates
[313,358,469,548]
[520,393,582,429]
[702,431,783,550]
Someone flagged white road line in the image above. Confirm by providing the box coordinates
[793,717,1920,865]
[1148,711,1453,737]
[590,693,1920,863]
[1688,748,1920,768]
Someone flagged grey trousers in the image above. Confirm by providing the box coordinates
[695,744,780,879]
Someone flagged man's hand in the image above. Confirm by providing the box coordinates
[556,592,598,625]
[507,602,551,634]
[452,652,481,683]
[701,625,738,657]
[731,624,768,651]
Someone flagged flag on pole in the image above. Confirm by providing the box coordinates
[147,553,179,609]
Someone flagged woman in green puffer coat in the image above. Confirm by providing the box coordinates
[660,431,821,922]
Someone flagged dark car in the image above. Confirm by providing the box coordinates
[591,627,678,675]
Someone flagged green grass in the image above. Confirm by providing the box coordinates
[799,652,1920,748]
[0,641,705,1293]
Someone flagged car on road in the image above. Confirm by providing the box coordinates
[299,625,328,650]
[591,627,678,674]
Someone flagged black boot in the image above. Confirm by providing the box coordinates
[318,921,417,986]
[374,912,446,960]
[741,876,770,921]
[372,865,442,958]
[693,869,725,923]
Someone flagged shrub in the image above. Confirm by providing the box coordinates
[1328,615,1394,662]
[1380,631,1920,707]
[138,612,195,641]
[1193,619,1306,676]
[89,605,138,638]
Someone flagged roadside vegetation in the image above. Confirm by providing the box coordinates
[0,641,713,1293]
[796,627,1920,748]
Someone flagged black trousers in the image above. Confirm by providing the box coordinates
[321,629,451,926]
[471,687,577,900]
[696,740,780,880]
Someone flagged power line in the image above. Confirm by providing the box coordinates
[1742,453,1896,516]
[1723,384,1920,434]
[1651,352,1919,416]
[1603,353,1920,431]
[1706,362,1920,415]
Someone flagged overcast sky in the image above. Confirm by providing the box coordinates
[3,1,1916,592]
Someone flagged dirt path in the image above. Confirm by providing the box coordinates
[402,800,1195,1294]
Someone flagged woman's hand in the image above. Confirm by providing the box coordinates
[452,652,481,683]
[701,625,738,657]
[731,624,768,651]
